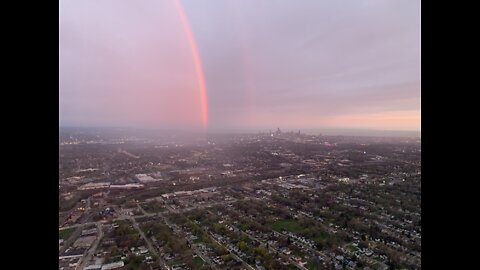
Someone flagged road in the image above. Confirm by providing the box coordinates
[76,222,103,270]
[60,198,234,231]
[192,246,215,269]
[59,211,157,231]
[59,226,82,254]
[205,209,306,270]
[161,204,250,270]
[129,217,169,270]
[60,198,257,270]
[239,229,308,270]
[207,231,255,270]
[151,205,218,270]
[180,200,237,212]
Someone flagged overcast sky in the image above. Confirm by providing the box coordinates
[60,0,420,132]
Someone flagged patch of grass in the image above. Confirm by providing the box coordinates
[193,237,203,244]
[291,249,304,256]
[59,228,75,240]
[306,258,325,270]
[347,244,359,252]
[271,219,303,233]
[171,258,185,266]
[313,231,329,243]
[193,256,205,268]
[140,202,167,213]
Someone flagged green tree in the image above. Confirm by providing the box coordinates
[237,241,248,251]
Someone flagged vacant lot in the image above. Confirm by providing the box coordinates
[270,219,303,233]
[59,228,76,240]
[140,201,167,213]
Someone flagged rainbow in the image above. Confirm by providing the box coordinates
[173,0,209,129]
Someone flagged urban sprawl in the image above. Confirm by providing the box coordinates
[59,128,421,270]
